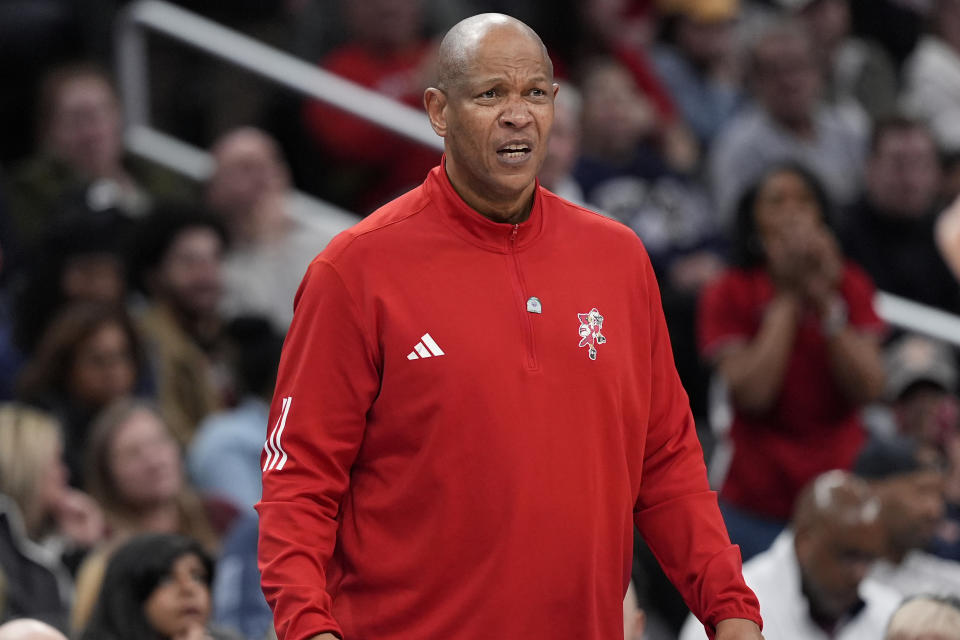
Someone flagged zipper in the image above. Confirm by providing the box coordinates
[509,224,538,370]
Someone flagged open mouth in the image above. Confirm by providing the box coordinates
[496,143,532,164]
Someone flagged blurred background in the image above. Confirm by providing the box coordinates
[1,1,960,639]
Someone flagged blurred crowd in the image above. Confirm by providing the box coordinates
[2,0,960,638]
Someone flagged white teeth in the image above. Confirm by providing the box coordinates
[501,144,529,151]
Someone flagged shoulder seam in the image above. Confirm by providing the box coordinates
[322,197,432,263]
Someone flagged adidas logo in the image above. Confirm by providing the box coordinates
[407,333,445,360]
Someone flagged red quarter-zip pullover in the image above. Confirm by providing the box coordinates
[257,164,761,640]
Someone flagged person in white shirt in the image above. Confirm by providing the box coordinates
[854,434,960,597]
[204,127,356,332]
[679,470,900,639]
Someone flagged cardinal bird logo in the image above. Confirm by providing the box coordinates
[577,308,606,360]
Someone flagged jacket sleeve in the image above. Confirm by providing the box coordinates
[633,256,762,637]
[256,259,381,640]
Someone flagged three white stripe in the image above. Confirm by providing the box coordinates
[407,333,445,360]
[263,396,292,471]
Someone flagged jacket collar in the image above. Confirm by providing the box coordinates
[425,157,545,254]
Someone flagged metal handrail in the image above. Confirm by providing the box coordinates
[875,291,960,347]
[115,0,443,151]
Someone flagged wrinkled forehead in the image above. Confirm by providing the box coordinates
[442,23,552,90]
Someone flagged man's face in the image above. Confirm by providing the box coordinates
[796,519,886,617]
[580,62,655,155]
[867,129,942,218]
[47,75,123,178]
[801,0,850,53]
[754,34,821,126]
[155,227,223,320]
[878,471,946,554]
[677,17,736,67]
[430,26,556,208]
[539,91,581,189]
[207,133,289,220]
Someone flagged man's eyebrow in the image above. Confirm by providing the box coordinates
[470,74,551,88]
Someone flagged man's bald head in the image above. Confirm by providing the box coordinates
[793,469,880,532]
[435,13,552,93]
[792,471,886,618]
[0,620,68,640]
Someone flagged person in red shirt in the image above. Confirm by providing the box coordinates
[258,13,763,640]
[698,164,886,560]
[301,0,440,213]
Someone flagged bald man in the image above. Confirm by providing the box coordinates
[258,13,762,640]
[0,620,67,640]
[680,470,901,639]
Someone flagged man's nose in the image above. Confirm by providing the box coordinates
[500,98,532,128]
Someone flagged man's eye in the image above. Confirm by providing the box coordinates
[530,88,545,97]
[479,90,496,99]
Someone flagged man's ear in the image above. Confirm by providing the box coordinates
[424,88,448,138]
[552,82,560,100]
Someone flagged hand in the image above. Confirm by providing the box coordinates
[799,227,842,308]
[764,232,808,293]
[715,617,764,639]
[54,488,106,548]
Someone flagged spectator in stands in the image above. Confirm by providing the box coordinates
[709,19,867,223]
[679,470,900,639]
[80,533,239,640]
[0,404,105,631]
[7,63,192,250]
[130,208,228,445]
[878,334,958,446]
[872,334,960,561]
[72,399,229,633]
[188,316,283,513]
[698,164,886,559]
[16,303,143,487]
[545,0,684,145]
[575,56,725,287]
[575,54,727,420]
[0,619,68,640]
[781,0,898,122]
[210,514,273,640]
[301,0,441,212]
[205,127,350,332]
[854,434,960,596]
[903,0,960,154]
[652,0,744,150]
[840,117,960,313]
[13,210,130,357]
[885,595,960,640]
[537,83,586,205]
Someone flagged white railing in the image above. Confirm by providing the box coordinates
[115,0,442,151]
[113,0,960,347]
[875,291,960,347]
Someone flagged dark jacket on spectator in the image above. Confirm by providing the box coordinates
[0,494,72,631]
[841,198,960,314]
